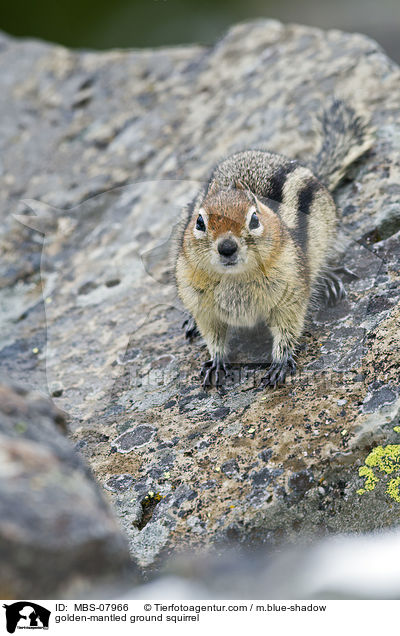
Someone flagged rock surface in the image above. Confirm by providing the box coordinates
[0,384,135,598]
[1,20,400,574]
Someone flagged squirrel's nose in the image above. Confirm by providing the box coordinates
[218,238,238,257]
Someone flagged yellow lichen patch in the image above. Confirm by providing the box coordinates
[357,466,378,494]
[393,426,400,434]
[387,477,400,503]
[365,445,400,475]
[358,444,400,502]
[143,491,163,503]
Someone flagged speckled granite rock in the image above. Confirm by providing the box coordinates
[0,384,136,598]
[1,20,400,571]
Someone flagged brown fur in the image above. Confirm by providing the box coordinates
[173,102,373,386]
[176,186,311,366]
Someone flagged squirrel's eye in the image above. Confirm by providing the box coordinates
[196,214,206,232]
[249,211,260,230]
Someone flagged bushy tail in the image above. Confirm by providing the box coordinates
[310,100,374,192]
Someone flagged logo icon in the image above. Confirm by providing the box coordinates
[3,603,50,634]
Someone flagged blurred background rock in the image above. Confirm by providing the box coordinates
[2,0,400,63]
[2,1,400,600]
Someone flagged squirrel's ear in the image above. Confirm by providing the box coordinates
[207,179,220,195]
[254,195,274,216]
[234,179,248,191]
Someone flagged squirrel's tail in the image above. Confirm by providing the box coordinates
[310,100,374,192]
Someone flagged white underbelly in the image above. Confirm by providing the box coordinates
[212,279,269,327]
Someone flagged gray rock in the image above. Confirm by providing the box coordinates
[1,20,400,573]
[221,459,240,477]
[104,473,136,492]
[362,386,398,413]
[0,384,135,598]
[111,425,157,452]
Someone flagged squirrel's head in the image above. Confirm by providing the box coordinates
[184,181,282,277]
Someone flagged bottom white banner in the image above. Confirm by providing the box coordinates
[0,599,396,635]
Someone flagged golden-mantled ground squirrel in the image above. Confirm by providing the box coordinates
[174,101,373,387]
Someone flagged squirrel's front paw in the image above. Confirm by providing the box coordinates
[200,355,227,387]
[261,356,296,388]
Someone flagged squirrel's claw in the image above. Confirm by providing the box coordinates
[182,317,200,340]
[332,265,358,280]
[261,356,296,388]
[201,355,227,387]
[321,270,346,307]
